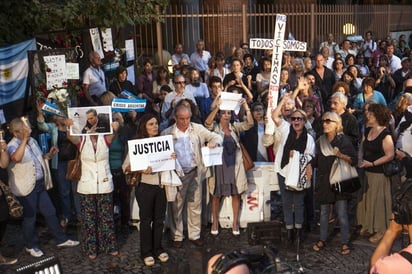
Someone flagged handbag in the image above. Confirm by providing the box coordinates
[0,180,23,219]
[382,159,402,177]
[66,140,85,181]
[240,142,254,171]
[319,135,360,194]
[284,150,311,191]
[329,158,360,194]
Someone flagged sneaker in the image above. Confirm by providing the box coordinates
[0,255,18,265]
[57,239,80,248]
[25,247,44,257]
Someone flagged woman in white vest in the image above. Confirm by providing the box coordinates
[66,118,119,260]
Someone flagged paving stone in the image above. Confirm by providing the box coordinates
[0,221,391,273]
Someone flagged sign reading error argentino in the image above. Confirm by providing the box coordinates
[127,135,175,172]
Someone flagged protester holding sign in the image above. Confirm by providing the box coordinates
[161,104,222,248]
[109,66,138,97]
[263,93,315,244]
[123,113,176,267]
[66,118,119,260]
[204,98,253,236]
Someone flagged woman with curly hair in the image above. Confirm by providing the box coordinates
[357,103,395,244]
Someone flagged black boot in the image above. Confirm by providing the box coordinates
[287,229,294,244]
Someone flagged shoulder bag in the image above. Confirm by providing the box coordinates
[66,139,85,181]
[240,142,254,171]
[383,158,402,177]
[319,135,360,194]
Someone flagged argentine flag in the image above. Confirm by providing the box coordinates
[0,38,36,105]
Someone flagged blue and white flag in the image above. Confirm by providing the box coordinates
[120,90,139,100]
[288,32,295,40]
[41,101,65,117]
[0,38,36,105]
[112,98,146,112]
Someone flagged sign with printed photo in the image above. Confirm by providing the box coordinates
[68,106,112,136]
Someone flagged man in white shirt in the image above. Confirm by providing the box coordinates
[320,46,334,70]
[171,43,190,74]
[190,39,211,80]
[362,31,377,64]
[386,43,402,73]
[161,74,197,123]
[319,33,340,58]
[83,51,106,106]
[337,39,356,60]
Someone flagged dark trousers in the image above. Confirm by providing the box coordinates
[111,169,132,225]
[135,183,166,258]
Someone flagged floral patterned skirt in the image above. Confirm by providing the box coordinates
[79,193,117,256]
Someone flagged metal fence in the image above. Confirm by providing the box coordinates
[133,4,412,65]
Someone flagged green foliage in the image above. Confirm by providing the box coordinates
[0,0,168,46]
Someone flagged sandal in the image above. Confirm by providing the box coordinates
[88,254,97,260]
[144,256,155,267]
[312,240,326,251]
[341,244,351,255]
[158,252,169,263]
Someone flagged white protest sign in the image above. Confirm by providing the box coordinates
[125,39,135,61]
[220,92,242,112]
[256,14,287,134]
[101,28,114,52]
[201,146,223,167]
[68,106,113,136]
[90,28,104,59]
[249,38,307,52]
[128,135,175,172]
[43,55,67,89]
[66,63,79,79]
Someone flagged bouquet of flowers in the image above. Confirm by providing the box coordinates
[36,80,84,117]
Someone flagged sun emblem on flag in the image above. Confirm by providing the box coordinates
[2,68,12,80]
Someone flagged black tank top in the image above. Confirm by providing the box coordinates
[363,127,390,173]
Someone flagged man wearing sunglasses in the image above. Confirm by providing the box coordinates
[161,74,197,123]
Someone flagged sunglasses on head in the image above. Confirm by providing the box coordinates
[291,116,304,121]
[322,118,336,124]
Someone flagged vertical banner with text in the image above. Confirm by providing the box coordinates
[265,14,287,134]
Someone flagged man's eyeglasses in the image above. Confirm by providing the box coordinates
[291,116,304,121]
[174,81,186,85]
[322,119,337,124]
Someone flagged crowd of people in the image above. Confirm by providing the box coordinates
[0,31,412,272]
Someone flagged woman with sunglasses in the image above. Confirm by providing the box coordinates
[204,98,253,236]
[312,112,357,255]
[264,93,315,244]
[332,58,346,82]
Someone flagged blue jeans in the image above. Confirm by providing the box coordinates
[57,161,80,221]
[278,174,305,229]
[320,200,350,244]
[17,179,68,249]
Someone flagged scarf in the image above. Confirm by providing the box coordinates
[281,125,308,169]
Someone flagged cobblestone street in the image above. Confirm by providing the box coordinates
[0,218,388,273]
